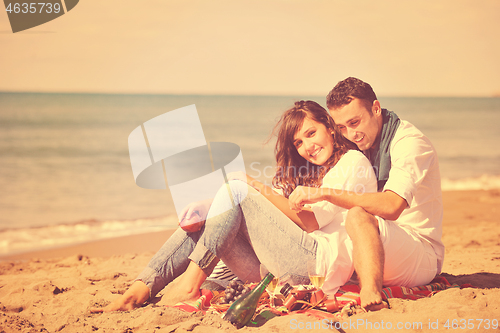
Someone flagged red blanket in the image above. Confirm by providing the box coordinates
[170,276,472,318]
[335,275,472,308]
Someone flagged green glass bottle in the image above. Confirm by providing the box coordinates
[223,272,274,328]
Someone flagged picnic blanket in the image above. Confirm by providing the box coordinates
[335,275,472,307]
[170,276,473,322]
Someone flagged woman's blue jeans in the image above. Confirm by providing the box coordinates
[137,180,318,298]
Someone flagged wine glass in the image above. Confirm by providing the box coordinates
[307,259,326,290]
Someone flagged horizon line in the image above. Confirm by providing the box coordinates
[1,90,498,99]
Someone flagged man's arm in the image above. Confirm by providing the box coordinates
[289,186,407,221]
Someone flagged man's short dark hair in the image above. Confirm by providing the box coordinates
[326,77,378,111]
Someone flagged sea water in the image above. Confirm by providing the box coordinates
[1,93,499,256]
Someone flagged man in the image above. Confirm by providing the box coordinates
[289,77,444,311]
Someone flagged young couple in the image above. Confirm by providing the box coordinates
[91,77,444,313]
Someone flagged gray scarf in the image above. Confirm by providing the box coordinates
[368,109,400,191]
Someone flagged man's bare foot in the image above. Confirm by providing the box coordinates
[90,281,150,313]
[360,288,389,311]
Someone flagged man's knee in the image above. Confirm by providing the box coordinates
[345,206,379,235]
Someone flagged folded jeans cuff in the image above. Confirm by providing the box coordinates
[188,242,218,275]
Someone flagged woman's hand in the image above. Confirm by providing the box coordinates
[178,198,213,221]
[178,198,213,232]
[288,186,324,212]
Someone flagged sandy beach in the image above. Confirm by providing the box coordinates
[1,189,499,333]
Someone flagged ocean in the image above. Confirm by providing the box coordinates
[1,93,499,256]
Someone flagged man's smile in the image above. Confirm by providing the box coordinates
[354,134,365,143]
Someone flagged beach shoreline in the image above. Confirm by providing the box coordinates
[0,229,176,262]
[2,189,498,263]
[0,189,499,332]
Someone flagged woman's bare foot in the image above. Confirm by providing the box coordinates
[159,260,216,306]
[90,280,150,313]
[91,261,215,312]
[360,288,389,311]
[158,279,201,306]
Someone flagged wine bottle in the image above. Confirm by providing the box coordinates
[223,272,274,328]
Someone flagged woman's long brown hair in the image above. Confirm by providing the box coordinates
[271,100,356,198]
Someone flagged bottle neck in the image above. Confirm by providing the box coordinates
[257,272,274,290]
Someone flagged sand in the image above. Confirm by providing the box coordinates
[1,190,499,333]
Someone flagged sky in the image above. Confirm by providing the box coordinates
[1,0,499,96]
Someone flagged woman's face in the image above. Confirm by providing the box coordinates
[293,117,334,166]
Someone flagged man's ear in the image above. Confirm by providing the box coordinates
[372,100,382,115]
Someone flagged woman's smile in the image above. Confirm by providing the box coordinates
[309,147,322,157]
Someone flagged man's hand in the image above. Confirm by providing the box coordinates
[288,186,324,212]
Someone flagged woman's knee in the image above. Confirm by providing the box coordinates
[209,180,249,218]
[227,180,250,204]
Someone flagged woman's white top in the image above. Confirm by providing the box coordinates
[308,149,377,295]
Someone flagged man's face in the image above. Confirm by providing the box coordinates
[330,97,382,152]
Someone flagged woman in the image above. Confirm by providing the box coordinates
[91,101,376,312]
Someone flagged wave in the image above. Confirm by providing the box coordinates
[0,216,178,257]
[441,174,500,191]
